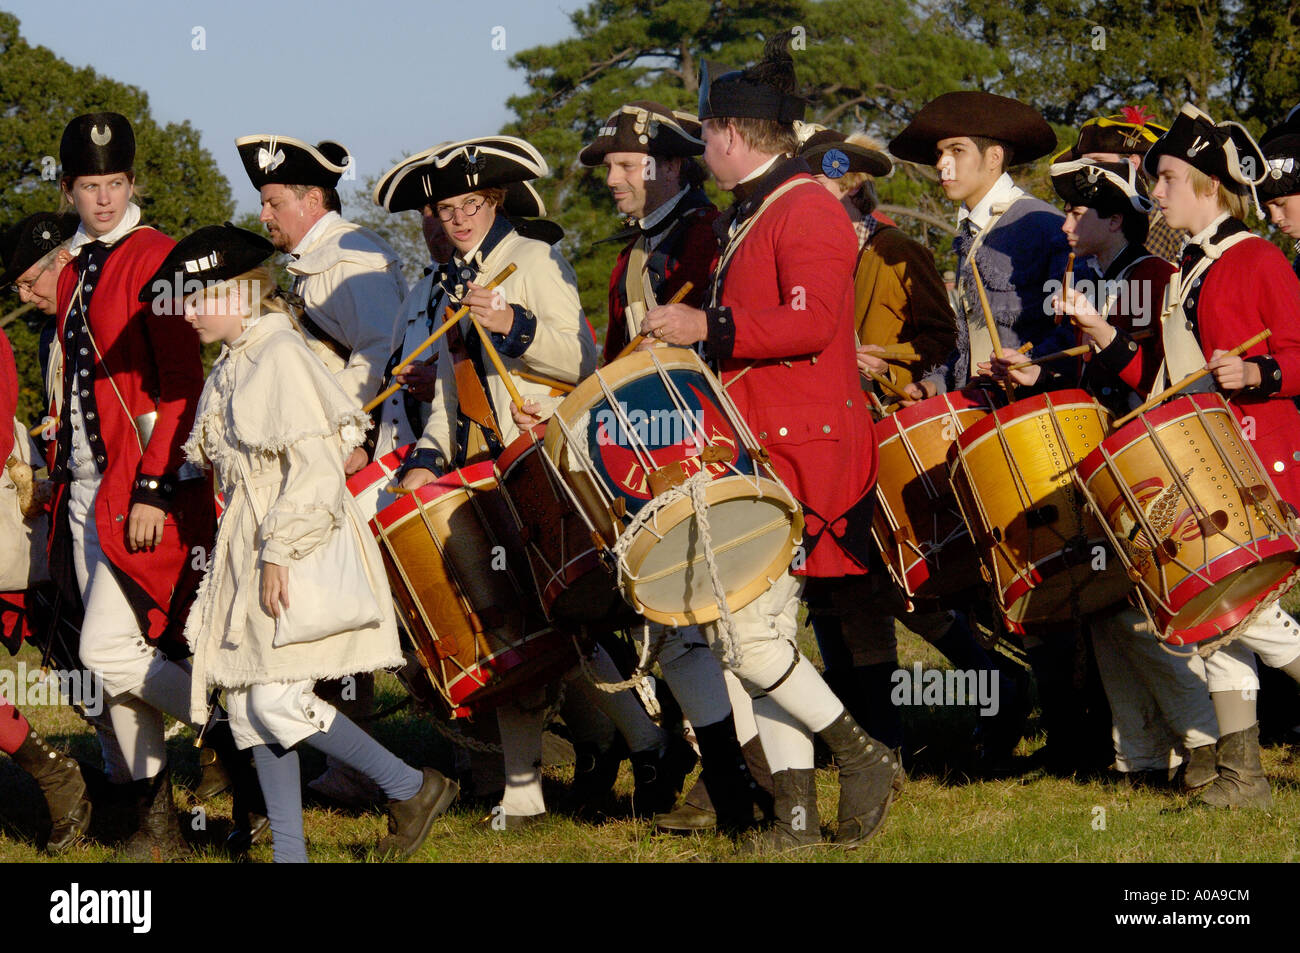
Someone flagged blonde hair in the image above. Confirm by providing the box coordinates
[1186,165,1251,220]
[186,266,282,323]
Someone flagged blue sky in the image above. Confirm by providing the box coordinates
[7,0,583,214]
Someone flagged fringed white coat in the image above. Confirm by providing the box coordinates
[182,309,401,725]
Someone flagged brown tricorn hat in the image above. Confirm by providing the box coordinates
[889,91,1056,166]
[579,102,704,166]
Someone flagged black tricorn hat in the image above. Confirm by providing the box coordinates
[373,145,548,217]
[889,91,1056,166]
[60,112,136,179]
[1142,103,1267,194]
[235,134,351,190]
[578,102,704,165]
[1050,159,1152,221]
[1,212,80,287]
[797,127,892,179]
[371,136,547,208]
[1058,106,1168,161]
[138,223,275,305]
[698,34,806,124]
[1258,104,1300,202]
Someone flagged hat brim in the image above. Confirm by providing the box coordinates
[889,91,1056,166]
[801,141,892,179]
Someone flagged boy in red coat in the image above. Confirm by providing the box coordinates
[49,113,256,857]
[1060,103,1300,808]
[643,36,897,849]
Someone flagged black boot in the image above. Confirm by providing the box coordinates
[557,740,623,818]
[118,765,190,862]
[630,734,696,819]
[743,768,821,853]
[1197,724,1272,809]
[676,717,758,836]
[817,710,899,846]
[203,719,269,854]
[11,727,91,854]
[378,767,459,859]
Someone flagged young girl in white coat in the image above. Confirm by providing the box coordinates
[145,224,458,861]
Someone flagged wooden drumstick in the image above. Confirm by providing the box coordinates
[613,281,695,362]
[874,343,920,363]
[1019,329,1154,368]
[516,370,575,393]
[969,261,1013,399]
[1055,253,1076,326]
[1113,328,1272,428]
[867,370,912,401]
[362,263,517,413]
[469,314,528,411]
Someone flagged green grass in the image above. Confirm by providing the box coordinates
[4,609,1300,863]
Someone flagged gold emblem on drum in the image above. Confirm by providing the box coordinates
[1113,470,1196,567]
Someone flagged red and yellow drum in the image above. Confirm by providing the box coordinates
[363,460,574,718]
[948,389,1132,628]
[1077,393,1300,645]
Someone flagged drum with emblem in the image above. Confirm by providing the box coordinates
[1077,393,1300,645]
[948,389,1133,628]
[544,347,803,626]
[364,460,574,718]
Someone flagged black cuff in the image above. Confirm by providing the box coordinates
[1093,329,1141,379]
[704,306,735,363]
[1244,355,1284,398]
[492,305,538,359]
[130,472,179,511]
[398,447,448,479]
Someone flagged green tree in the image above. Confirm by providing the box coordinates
[0,10,234,426]
[502,0,997,334]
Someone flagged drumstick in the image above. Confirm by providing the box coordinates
[1113,328,1272,428]
[1056,253,1076,326]
[1019,330,1155,368]
[969,261,1013,399]
[874,343,920,362]
[612,281,695,362]
[516,370,576,393]
[867,370,912,401]
[362,263,518,413]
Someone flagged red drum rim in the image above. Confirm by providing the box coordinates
[346,445,409,497]
[372,461,497,530]
[1161,541,1300,645]
[1076,392,1231,484]
[879,388,997,435]
[954,388,1098,450]
[496,427,547,476]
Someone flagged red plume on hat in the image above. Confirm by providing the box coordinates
[1120,105,1154,128]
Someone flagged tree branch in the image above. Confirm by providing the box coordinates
[0,302,33,330]
[878,204,957,236]
[542,46,643,107]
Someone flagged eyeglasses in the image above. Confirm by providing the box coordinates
[10,263,49,295]
[435,196,488,222]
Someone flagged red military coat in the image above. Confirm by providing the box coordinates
[1102,232,1300,504]
[704,158,878,578]
[603,190,720,363]
[49,226,215,643]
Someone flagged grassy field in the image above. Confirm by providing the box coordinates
[3,594,1300,864]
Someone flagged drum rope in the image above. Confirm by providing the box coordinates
[572,623,667,694]
[609,469,743,667]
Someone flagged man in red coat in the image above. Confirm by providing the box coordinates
[642,36,897,849]
[49,113,256,858]
[1062,103,1300,808]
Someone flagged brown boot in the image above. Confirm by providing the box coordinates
[1197,724,1272,809]
[1180,743,1218,793]
[377,767,459,859]
[817,710,900,846]
[741,768,821,853]
[11,727,91,854]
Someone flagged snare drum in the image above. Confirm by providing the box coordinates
[1077,393,1300,645]
[949,389,1132,627]
[543,347,803,627]
[871,390,995,604]
[496,427,624,624]
[367,463,575,718]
